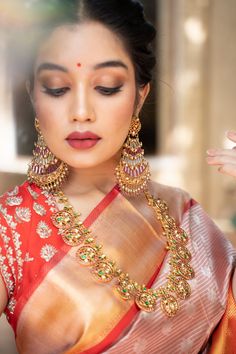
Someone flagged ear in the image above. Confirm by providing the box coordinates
[136,83,150,115]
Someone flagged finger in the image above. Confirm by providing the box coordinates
[207,148,236,157]
[206,156,236,166]
[218,164,236,178]
[226,130,236,143]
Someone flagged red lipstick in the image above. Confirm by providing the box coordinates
[66,131,101,150]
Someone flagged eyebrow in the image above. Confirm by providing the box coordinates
[36,62,68,74]
[93,60,128,71]
[36,60,128,75]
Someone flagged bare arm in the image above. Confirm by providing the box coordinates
[0,275,7,317]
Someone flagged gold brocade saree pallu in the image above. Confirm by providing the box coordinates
[14,182,168,354]
[0,182,235,354]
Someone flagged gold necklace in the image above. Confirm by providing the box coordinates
[51,189,194,317]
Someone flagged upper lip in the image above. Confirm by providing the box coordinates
[66,131,101,140]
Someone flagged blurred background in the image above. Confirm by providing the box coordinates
[0,0,236,352]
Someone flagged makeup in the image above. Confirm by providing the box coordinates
[66,131,101,150]
[77,63,82,68]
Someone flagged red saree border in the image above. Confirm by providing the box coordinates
[183,198,197,214]
[12,183,119,334]
[81,255,166,354]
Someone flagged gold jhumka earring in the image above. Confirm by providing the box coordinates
[27,118,69,192]
[115,115,150,196]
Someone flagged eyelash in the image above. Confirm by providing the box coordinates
[95,85,123,95]
[42,85,123,97]
[42,86,69,97]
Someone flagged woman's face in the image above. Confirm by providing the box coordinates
[32,22,147,169]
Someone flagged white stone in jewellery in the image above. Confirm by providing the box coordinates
[36,221,52,239]
[40,244,58,262]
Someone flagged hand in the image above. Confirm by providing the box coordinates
[206,131,236,178]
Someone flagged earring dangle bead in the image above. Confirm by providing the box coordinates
[27,118,69,192]
[115,116,151,196]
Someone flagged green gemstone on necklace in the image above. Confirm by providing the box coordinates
[81,254,87,260]
[122,288,127,293]
[98,270,104,275]
[145,301,150,305]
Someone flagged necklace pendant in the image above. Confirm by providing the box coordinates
[173,244,192,262]
[167,276,191,300]
[62,226,86,246]
[51,210,74,229]
[76,245,99,266]
[160,293,179,317]
[116,275,135,300]
[92,261,115,282]
[171,227,188,245]
[135,288,158,312]
[171,262,195,280]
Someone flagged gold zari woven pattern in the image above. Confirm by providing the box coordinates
[51,189,195,317]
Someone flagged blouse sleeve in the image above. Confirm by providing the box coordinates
[0,206,16,299]
[209,281,236,353]
[0,192,23,316]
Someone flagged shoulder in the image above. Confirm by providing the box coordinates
[0,181,42,227]
[0,180,39,207]
[148,180,191,222]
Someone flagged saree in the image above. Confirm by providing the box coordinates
[0,180,235,353]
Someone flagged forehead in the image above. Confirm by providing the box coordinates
[36,22,132,68]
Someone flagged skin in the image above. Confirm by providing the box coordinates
[206,130,236,301]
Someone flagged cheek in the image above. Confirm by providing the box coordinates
[33,90,64,132]
[97,86,136,131]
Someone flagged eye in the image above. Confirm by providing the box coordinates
[95,85,123,96]
[41,85,70,97]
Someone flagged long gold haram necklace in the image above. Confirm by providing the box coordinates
[51,189,195,317]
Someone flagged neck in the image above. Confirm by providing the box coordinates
[62,156,119,196]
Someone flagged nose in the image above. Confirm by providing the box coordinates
[70,83,95,123]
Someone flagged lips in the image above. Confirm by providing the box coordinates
[66,131,101,150]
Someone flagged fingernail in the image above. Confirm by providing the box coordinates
[206,149,216,155]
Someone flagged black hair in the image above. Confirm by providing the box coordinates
[27,0,156,89]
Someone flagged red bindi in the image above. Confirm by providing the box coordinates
[77,63,82,67]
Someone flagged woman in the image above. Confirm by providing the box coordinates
[0,1,235,353]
